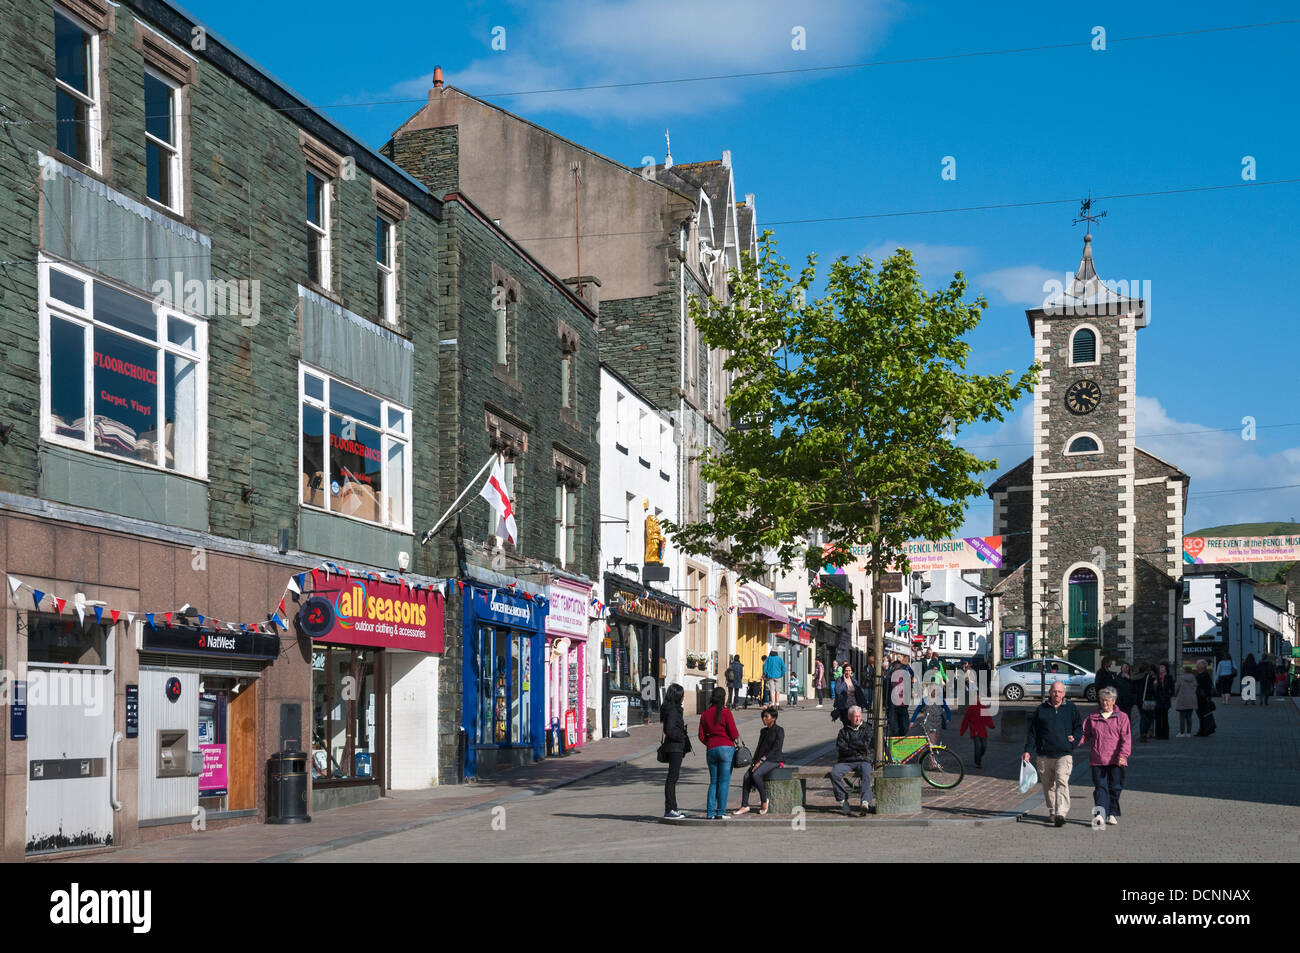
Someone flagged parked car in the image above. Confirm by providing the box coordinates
[995,657,1097,701]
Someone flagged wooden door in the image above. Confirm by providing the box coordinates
[227,679,257,810]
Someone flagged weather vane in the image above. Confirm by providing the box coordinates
[1072,192,1107,229]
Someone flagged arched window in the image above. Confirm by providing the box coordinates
[1071,327,1097,365]
[1066,433,1101,455]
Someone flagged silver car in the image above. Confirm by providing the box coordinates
[995,657,1097,702]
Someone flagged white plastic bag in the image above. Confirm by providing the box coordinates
[1018,759,1039,795]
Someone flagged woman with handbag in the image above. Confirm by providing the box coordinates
[659,683,691,819]
[698,686,740,819]
[734,707,783,815]
[1136,663,1159,742]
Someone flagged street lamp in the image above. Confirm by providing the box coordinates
[1030,599,1062,699]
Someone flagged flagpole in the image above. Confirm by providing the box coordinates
[419,453,499,547]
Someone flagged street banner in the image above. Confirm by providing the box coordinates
[1183,535,1300,565]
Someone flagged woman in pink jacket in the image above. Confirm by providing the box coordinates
[1078,685,1132,827]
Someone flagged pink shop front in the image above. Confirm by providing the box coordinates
[544,578,591,754]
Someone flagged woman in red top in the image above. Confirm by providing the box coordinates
[698,687,739,819]
[959,694,996,769]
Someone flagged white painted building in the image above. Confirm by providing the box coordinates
[1182,567,1257,675]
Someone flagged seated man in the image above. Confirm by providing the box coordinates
[830,705,876,816]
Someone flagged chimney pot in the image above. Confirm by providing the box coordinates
[433,66,444,89]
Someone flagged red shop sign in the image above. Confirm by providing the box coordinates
[313,576,445,653]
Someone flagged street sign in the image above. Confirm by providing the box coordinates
[880,573,903,593]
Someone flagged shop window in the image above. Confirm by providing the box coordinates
[476,627,531,745]
[27,613,107,666]
[144,68,182,211]
[376,215,396,324]
[311,646,380,781]
[41,260,207,478]
[300,366,411,531]
[54,6,102,171]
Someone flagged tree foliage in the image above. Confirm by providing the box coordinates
[665,232,1038,606]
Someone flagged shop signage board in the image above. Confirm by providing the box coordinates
[546,582,590,638]
[310,576,446,652]
[141,623,280,660]
[473,586,537,630]
[775,591,798,606]
[609,695,629,735]
[805,607,826,619]
[608,585,682,630]
[1183,535,1300,565]
[880,573,903,593]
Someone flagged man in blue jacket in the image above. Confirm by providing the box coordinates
[763,651,786,709]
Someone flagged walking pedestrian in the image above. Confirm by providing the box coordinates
[830,705,876,816]
[958,691,995,769]
[1135,663,1160,742]
[659,683,691,819]
[757,654,768,705]
[1078,686,1132,826]
[763,651,786,709]
[1094,655,1116,696]
[1023,680,1082,827]
[735,707,784,816]
[1115,662,1136,725]
[1173,668,1198,737]
[813,658,827,709]
[1259,655,1277,706]
[1215,654,1236,704]
[1241,654,1259,705]
[1155,663,1174,740]
[728,655,748,707]
[1193,659,1216,737]
[831,664,868,724]
[697,686,739,819]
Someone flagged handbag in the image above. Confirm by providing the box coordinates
[657,733,671,764]
[732,733,752,769]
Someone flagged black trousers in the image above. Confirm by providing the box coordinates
[1154,706,1170,739]
[889,706,910,737]
[664,752,684,812]
[741,760,780,806]
[971,735,987,766]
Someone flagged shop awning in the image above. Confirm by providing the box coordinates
[737,583,789,623]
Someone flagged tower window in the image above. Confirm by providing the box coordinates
[1066,434,1101,455]
[1071,327,1097,365]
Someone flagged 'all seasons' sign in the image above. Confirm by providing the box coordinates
[307,575,445,653]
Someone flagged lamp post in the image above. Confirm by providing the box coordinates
[1030,599,1061,699]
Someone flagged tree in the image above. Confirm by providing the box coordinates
[666,231,1037,760]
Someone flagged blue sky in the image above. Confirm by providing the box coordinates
[182,0,1300,537]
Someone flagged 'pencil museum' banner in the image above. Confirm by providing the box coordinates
[838,537,1004,574]
[1183,535,1300,566]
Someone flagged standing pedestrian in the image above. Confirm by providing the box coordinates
[725,655,742,709]
[1241,654,1259,705]
[1193,659,1216,737]
[1155,663,1174,740]
[830,705,876,816]
[659,683,691,819]
[813,657,827,709]
[959,690,995,769]
[1258,655,1277,706]
[886,658,914,737]
[862,654,876,710]
[1023,680,1082,827]
[757,654,768,704]
[1135,663,1160,742]
[697,686,739,819]
[763,651,786,709]
[1115,662,1136,725]
[1173,668,1198,737]
[1078,686,1132,826]
[1215,654,1236,704]
[735,707,784,816]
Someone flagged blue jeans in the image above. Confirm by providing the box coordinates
[706,746,734,817]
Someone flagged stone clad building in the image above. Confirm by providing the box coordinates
[988,235,1188,670]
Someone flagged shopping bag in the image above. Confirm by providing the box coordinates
[1018,759,1039,795]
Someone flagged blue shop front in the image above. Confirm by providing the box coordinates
[461,583,546,777]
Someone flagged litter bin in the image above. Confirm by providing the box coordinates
[266,748,311,824]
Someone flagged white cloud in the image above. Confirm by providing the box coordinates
[393,0,901,120]
[975,264,1060,307]
[859,239,976,278]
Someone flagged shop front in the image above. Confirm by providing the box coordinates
[462,582,546,777]
[737,582,789,700]
[545,577,591,753]
[300,569,445,806]
[136,621,279,824]
[603,574,682,736]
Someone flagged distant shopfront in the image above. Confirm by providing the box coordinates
[545,578,592,753]
[462,582,546,777]
[302,568,445,802]
[603,574,682,736]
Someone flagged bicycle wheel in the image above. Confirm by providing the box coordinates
[919,745,964,789]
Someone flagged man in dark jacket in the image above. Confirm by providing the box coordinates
[885,659,914,737]
[1022,680,1082,827]
[726,656,744,709]
[831,706,875,815]
[1259,655,1277,706]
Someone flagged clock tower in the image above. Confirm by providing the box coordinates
[989,231,1188,670]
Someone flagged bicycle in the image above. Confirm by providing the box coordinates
[887,706,965,790]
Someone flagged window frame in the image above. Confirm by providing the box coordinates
[376,215,396,325]
[306,168,332,291]
[38,256,209,479]
[143,66,183,213]
[1065,432,1103,456]
[1069,324,1100,367]
[298,364,413,533]
[554,481,578,568]
[965,596,979,616]
[53,5,103,172]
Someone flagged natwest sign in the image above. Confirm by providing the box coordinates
[140,623,279,660]
[308,570,445,653]
[546,580,591,638]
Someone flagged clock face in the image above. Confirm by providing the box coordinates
[1065,379,1102,415]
